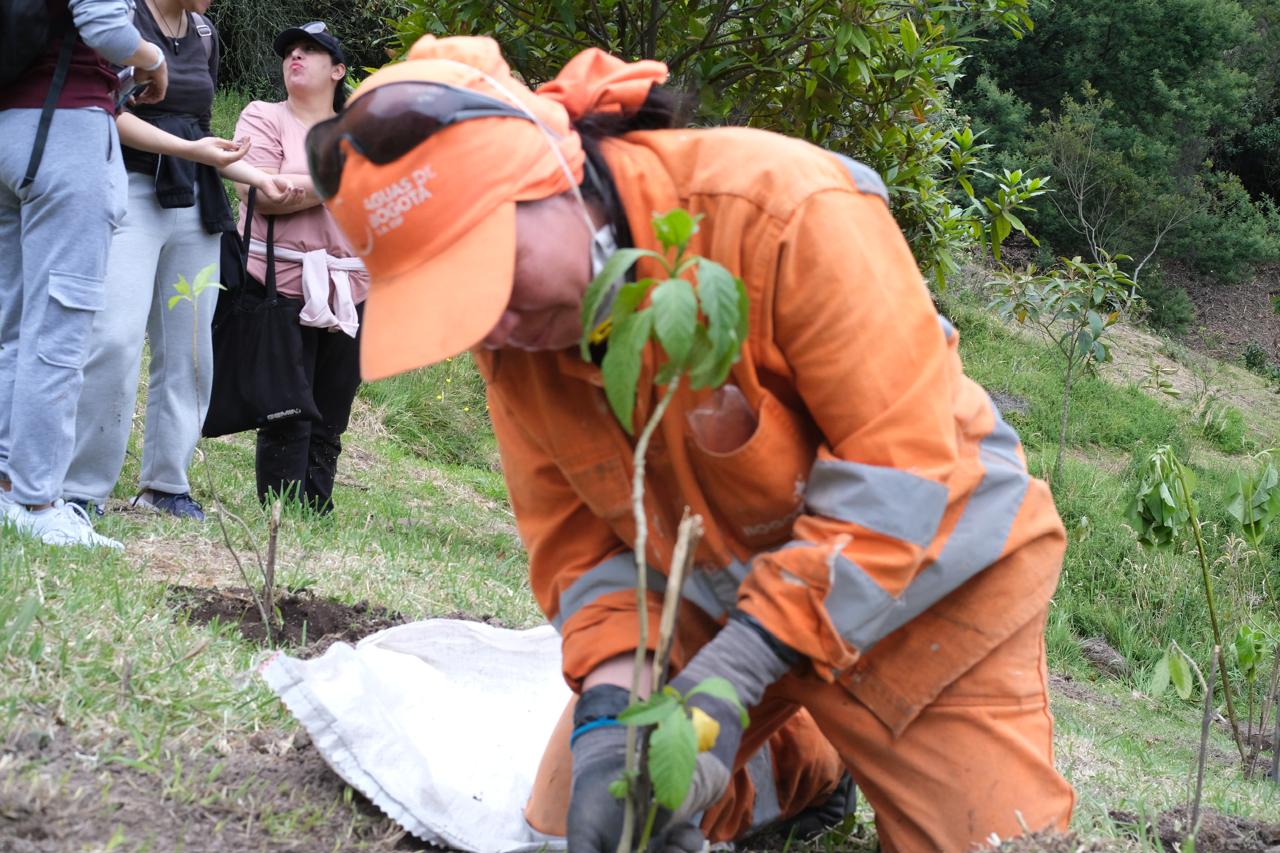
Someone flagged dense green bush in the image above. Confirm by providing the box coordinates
[1138,267,1196,335]
[208,1,403,98]
[392,0,1045,287]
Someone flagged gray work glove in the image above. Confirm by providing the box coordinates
[664,612,798,827]
[566,686,706,853]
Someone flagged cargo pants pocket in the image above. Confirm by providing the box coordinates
[36,271,105,369]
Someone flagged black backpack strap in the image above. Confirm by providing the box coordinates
[21,19,76,190]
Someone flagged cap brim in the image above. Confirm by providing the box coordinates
[273,29,307,56]
[360,202,515,381]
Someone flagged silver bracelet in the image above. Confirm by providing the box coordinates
[139,45,166,72]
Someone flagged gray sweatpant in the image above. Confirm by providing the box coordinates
[63,171,219,504]
[0,108,126,506]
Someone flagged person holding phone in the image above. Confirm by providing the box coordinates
[62,0,297,524]
[0,0,169,548]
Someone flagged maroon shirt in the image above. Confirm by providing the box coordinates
[0,0,119,112]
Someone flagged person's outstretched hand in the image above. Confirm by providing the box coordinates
[187,136,250,170]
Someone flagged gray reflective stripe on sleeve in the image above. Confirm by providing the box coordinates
[556,554,754,630]
[831,152,890,205]
[553,552,665,632]
[746,740,783,832]
[805,458,948,548]
[824,397,1031,650]
[682,558,751,621]
[938,314,957,343]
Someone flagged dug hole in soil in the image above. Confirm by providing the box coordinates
[169,585,406,655]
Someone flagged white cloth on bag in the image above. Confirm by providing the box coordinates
[249,239,364,337]
[258,619,571,852]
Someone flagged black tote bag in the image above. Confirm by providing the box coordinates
[203,188,321,438]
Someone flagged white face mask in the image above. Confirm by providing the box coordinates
[590,223,617,278]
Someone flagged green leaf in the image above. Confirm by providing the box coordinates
[696,259,740,355]
[848,26,871,57]
[2,595,39,654]
[600,311,652,434]
[579,248,654,360]
[173,276,190,295]
[611,280,654,329]
[607,778,630,800]
[1149,651,1170,697]
[1169,650,1192,701]
[617,692,680,726]
[649,711,697,811]
[192,263,215,295]
[651,278,697,368]
[652,209,701,255]
[167,294,185,311]
[687,677,749,727]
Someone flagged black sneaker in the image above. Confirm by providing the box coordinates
[66,497,105,519]
[131,490,206,521]
[776,772,858,843]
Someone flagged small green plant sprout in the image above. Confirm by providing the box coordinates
[1231,623,1279,779]
[167,263,225,311]
[580,209,750,851]
[963,167,1050,263]
[1128,445,1247,765]
[989,253,1136,484]
[1143,357,1181,399]
[1149,640,1201,702]
[1225,450,1280,547]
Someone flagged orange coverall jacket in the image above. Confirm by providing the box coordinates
[475,125,1065,739]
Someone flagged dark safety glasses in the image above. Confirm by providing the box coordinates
[306,81,535,200]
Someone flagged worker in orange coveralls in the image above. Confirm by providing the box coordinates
[304,33,1076,853]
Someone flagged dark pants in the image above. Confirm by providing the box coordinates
[255,304,362,514]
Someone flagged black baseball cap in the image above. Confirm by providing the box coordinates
[273,21,346,65]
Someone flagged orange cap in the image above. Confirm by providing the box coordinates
[326,35,667,380]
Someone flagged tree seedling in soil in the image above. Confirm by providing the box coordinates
[580,209,749,851]
[1129,446,1247,766]
[989,253,1137,484]
[169,265,281,645]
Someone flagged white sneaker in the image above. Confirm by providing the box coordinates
[10,499,123,550]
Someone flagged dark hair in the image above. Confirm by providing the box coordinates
[576,86,685,249]
[333,79,348,113]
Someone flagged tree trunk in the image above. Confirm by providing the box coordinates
[1052,354,1075,486]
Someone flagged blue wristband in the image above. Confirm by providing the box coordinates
[570,717,622,747]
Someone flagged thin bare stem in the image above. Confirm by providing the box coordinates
[265,500,282,621]
[1191,647,1218,838]
[1177,463,1247,764]
[618,375,683,853]
[197,450,274,646]
[652,511,704,692]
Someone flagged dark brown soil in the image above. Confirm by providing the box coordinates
[1175,262,1280,365]
[0,726,410,852]
[1110,805,1280,852]
[169,586,405,655]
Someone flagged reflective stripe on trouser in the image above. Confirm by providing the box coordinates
[551,394,1027,652]
[741,609,1073,852]
[523,698,843,843]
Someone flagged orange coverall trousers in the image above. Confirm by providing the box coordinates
[526,608,1073,852]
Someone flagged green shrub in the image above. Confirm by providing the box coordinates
[1200,404,1248,455]
[358,354,496,469]
[1138,267,1195,335]
[1244,341,1272,374]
